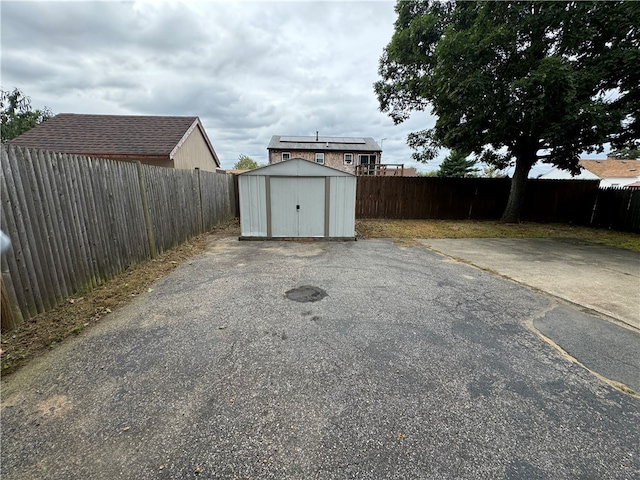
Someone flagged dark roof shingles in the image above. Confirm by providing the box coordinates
[10,113,198,157]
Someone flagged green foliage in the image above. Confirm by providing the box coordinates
[233,154,260,170]
[437,150,477,177]
[480,165,509,179]
[417,170,438,177]
[375,1,639,221]
[1,88,53,143]
[609,148,640,160]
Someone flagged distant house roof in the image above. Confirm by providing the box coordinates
[626,181,640,188]
[9,113,220,167]
[539,166,600,180]
[579,159,640,179]
[268,135,381,152]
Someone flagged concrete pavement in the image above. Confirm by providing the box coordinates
[419,238,640,329]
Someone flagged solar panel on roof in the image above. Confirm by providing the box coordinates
[279,136,365,144]
[280,136,312,142]
[321,137,365,144]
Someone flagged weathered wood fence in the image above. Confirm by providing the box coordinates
[1,145,236,331]
[588,187,640,232]
[356,176,640,232]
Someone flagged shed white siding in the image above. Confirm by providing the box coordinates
[329,176,356,237]
[238,158,356,239]
[239,175,268,237]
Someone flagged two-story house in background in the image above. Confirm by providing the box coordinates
[267,134,382,175]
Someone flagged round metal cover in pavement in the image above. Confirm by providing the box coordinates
[285,286,328,303]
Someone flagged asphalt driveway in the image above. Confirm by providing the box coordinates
[2,238,639,479]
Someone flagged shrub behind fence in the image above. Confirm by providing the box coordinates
[1,145,236,330]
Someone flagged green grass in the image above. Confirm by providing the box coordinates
[355,219,640,252]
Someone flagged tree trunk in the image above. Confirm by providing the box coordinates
[501,156,535,223]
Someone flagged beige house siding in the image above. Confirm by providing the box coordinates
[269,150,379,174]
[173,126,218,172]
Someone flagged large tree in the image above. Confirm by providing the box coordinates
[1,88,53,143]
[375,1,639,222]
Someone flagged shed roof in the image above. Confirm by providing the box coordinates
[9,113,220,167]
[268,135,381,152]
[579,159,640,179]
[240,157,354,177]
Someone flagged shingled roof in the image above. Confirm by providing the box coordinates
[9,113,220,166]
[579,159,640,178]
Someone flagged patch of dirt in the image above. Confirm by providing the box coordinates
[0,220,240,377]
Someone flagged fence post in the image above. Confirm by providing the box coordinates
[196,168,205,233]
[136,162,157,259]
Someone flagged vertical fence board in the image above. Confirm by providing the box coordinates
[35,150,70,299]
[22,147,60,307]
[6,147,45,314]
[72,154,98,289]
[1,154,30,319]
[113,162,131,267]
[57,155,87,292]
[68,154,95,288]
[18,147,60,311]
[15,147,58,310]
[83,156,109,283]
[43,151,77,296]
[29,149,66,302]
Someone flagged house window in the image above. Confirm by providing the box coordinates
[315,153,324,164]
[282,152,291,161]
[344,153,353,165]
[359,154,377,175]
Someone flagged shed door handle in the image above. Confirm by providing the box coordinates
[296,205,300,210]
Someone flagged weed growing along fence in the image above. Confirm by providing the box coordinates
[1,145,236,330]
[356,176,639,232]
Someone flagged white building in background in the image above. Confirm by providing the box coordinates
[540,158,640,188]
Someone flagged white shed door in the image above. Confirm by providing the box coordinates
[271,177,325,237]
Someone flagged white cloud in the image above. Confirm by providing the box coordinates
[0,1,445,170]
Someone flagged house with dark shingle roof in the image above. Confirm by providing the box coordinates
[9,113,221,172]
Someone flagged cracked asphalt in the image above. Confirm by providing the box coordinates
[1,238,638,479]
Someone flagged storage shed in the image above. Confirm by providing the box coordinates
[238,158,356,239]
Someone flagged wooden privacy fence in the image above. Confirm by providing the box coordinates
[1,145,236,331]
[356,177,598,221]
[356,176,640,232]
[589,187,640,232]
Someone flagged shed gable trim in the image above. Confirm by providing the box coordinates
[240,157,354,177]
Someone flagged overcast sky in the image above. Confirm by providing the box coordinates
[1,0,442,171]
[2,1,607,174]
